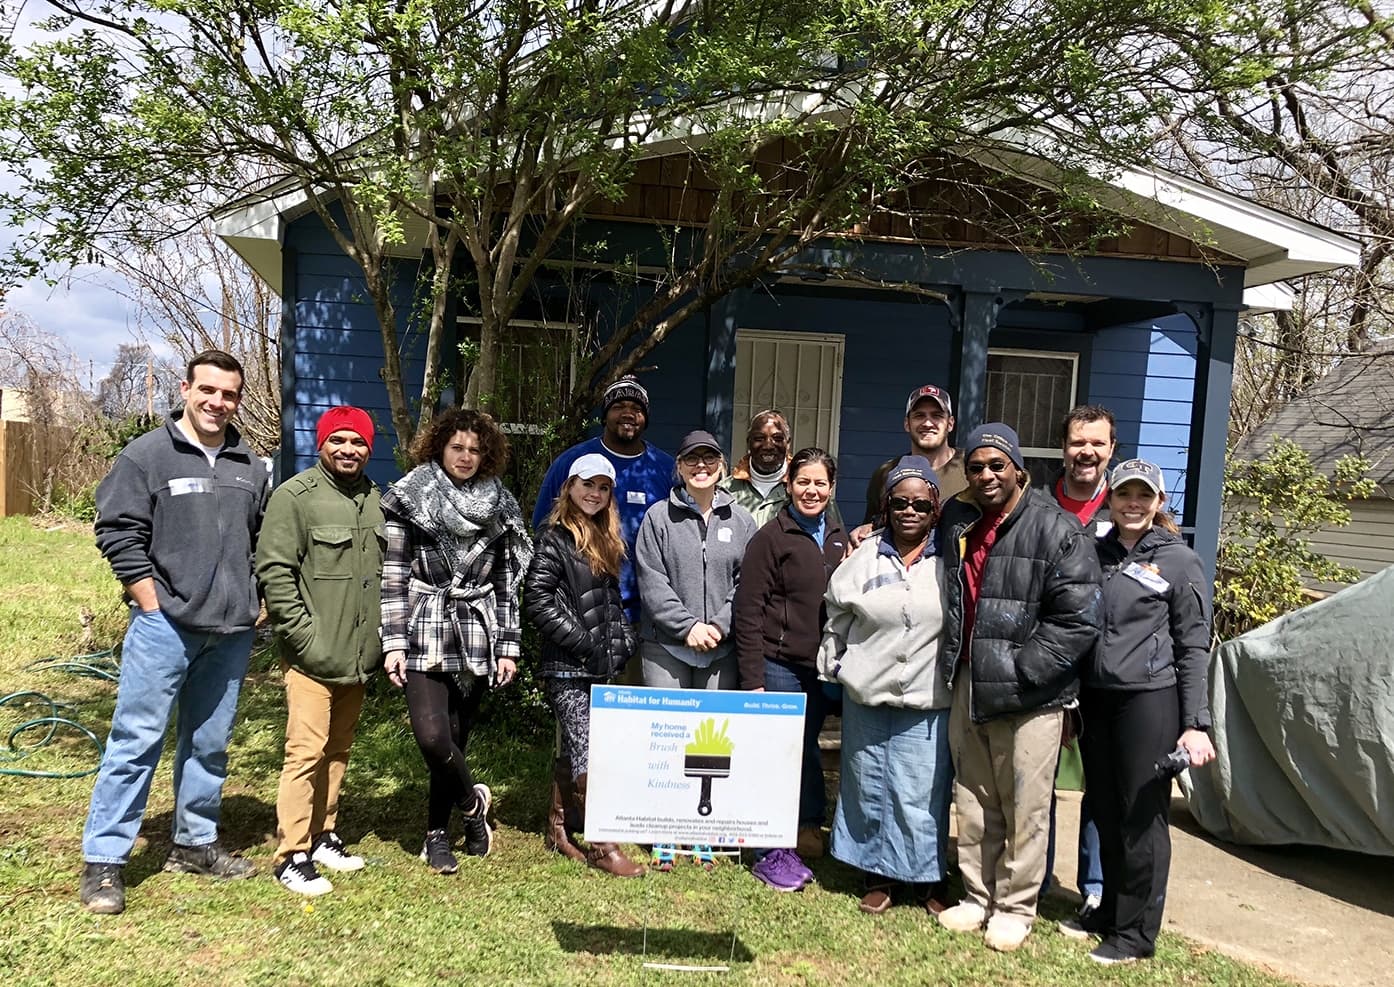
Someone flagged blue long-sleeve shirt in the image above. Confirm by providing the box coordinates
[531,437,676,621]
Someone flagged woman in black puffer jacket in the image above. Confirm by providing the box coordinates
[524,453,642,877]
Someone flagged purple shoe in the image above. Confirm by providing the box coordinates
[752,848,811,892]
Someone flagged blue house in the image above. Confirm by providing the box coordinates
[218,151,1357,579]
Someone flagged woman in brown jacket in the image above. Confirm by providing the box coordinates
[733,447,847,892]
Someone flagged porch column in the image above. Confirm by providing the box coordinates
[949,289,1012,433]
[704,285,748,452]
[1184,302,1239,585]
[278,244,298,484]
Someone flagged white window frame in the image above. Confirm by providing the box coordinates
[733,328,845,459]
[986,347,1080,458]
[456,316,579,434]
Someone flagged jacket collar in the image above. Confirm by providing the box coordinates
[314,459,374,497]
[163,411,246,457]
[667,484,735,515]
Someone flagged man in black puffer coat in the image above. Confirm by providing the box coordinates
[935,424,1102,953]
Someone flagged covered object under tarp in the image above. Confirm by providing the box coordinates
[1180,565,1394,855]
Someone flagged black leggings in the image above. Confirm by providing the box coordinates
[1080,686,1179,956]
[404,671,486,830]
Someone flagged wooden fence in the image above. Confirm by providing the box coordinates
[0,420,76,517]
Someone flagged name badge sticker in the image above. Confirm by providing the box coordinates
[1095,520,1114,537]
[626,490,647,505]
[717,527,732,543]
[168,477,214,496]
[1122,561,1169,594]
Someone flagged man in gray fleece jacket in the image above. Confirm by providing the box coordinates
[79,351,269,916]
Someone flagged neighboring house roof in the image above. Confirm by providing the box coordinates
[1232,337,1394,492]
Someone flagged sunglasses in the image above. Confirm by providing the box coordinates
[888,496,935,514]
[966,459,1011,476]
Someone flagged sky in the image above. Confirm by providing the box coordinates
[5,269,161,388]
[2,3,174,388]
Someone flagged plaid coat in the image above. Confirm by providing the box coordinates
[380,497,525,676]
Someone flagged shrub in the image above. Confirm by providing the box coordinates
[1214,438,1374,640]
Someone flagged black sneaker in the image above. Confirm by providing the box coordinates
[163,842,256,879]
[79,862,126,914]
[311,831,365,872]
[462,783,493,858]
[275,852,333,897]
[420,829,458,874]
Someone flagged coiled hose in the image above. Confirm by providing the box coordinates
[0,649,119,778]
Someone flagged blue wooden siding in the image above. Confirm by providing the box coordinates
[283,211,432,487]
[279,209,1229,565]
[1088,314,1197,515]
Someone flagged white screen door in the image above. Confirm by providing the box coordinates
[732,329,845,461]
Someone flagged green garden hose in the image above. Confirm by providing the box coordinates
[0,648,118,779]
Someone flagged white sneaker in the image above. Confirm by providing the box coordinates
[984,914,1031,952]
[276,852,333,896]
[312,831,365,872]
[937,901,988,933]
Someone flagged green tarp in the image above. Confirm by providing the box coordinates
[1180,565,1394,856]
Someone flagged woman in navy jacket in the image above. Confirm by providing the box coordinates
[1069,459,1215,965]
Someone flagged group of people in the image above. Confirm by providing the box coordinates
[75,351,1217,968]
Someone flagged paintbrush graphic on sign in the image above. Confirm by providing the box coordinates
[684,717,735,816]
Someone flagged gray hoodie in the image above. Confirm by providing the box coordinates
[634,486,757,667]
[95,414,269,634]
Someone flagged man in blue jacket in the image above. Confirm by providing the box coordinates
[79,350,269,915]
[532,375,675,625]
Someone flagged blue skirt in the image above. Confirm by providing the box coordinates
[830,697,953,883]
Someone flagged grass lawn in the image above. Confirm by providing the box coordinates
[0,515,1295,986]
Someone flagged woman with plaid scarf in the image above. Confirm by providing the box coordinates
[380,409,533,875]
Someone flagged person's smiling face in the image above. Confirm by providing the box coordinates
[789,462,833,518]
[568,475,613,516]
[179,364,243,445]
[747,420,789,474]
[904,398,953,456]
[1109,479,1162,539]
[886,476,936,546]
[966,447,1022,512]
[319,430,370,480]
[1063,419,1115,492]
[678,447,722,493]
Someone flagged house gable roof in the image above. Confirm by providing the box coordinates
[1232,338,1394,493]
[216,137,1361,299]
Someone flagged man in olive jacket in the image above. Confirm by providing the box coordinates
[935,423,1102,952]
[256,407,384,897]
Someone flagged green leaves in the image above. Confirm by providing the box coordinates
[1216,438,1373,638]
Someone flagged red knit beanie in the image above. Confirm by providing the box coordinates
[316,406,374,452]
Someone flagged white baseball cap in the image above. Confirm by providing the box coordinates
[568,453,616,482]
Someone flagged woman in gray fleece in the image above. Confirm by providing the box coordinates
[634,429,757,870]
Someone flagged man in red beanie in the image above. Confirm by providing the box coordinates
[256,406,383,896]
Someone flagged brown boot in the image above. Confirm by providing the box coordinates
[545,759,587,863]
[575,773,644,878]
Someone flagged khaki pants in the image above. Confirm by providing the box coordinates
[948,673,1062,922]
[274,665,367,863]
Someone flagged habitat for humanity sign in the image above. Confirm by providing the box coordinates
[584,686,805,849]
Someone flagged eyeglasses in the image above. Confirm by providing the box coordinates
[888,496,935,514]
[681,452,721,468]
[966,460,1011,476]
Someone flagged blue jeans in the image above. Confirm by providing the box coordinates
[762,659,828,828]
[1043,788,1103,899]
[82,608,254,864]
